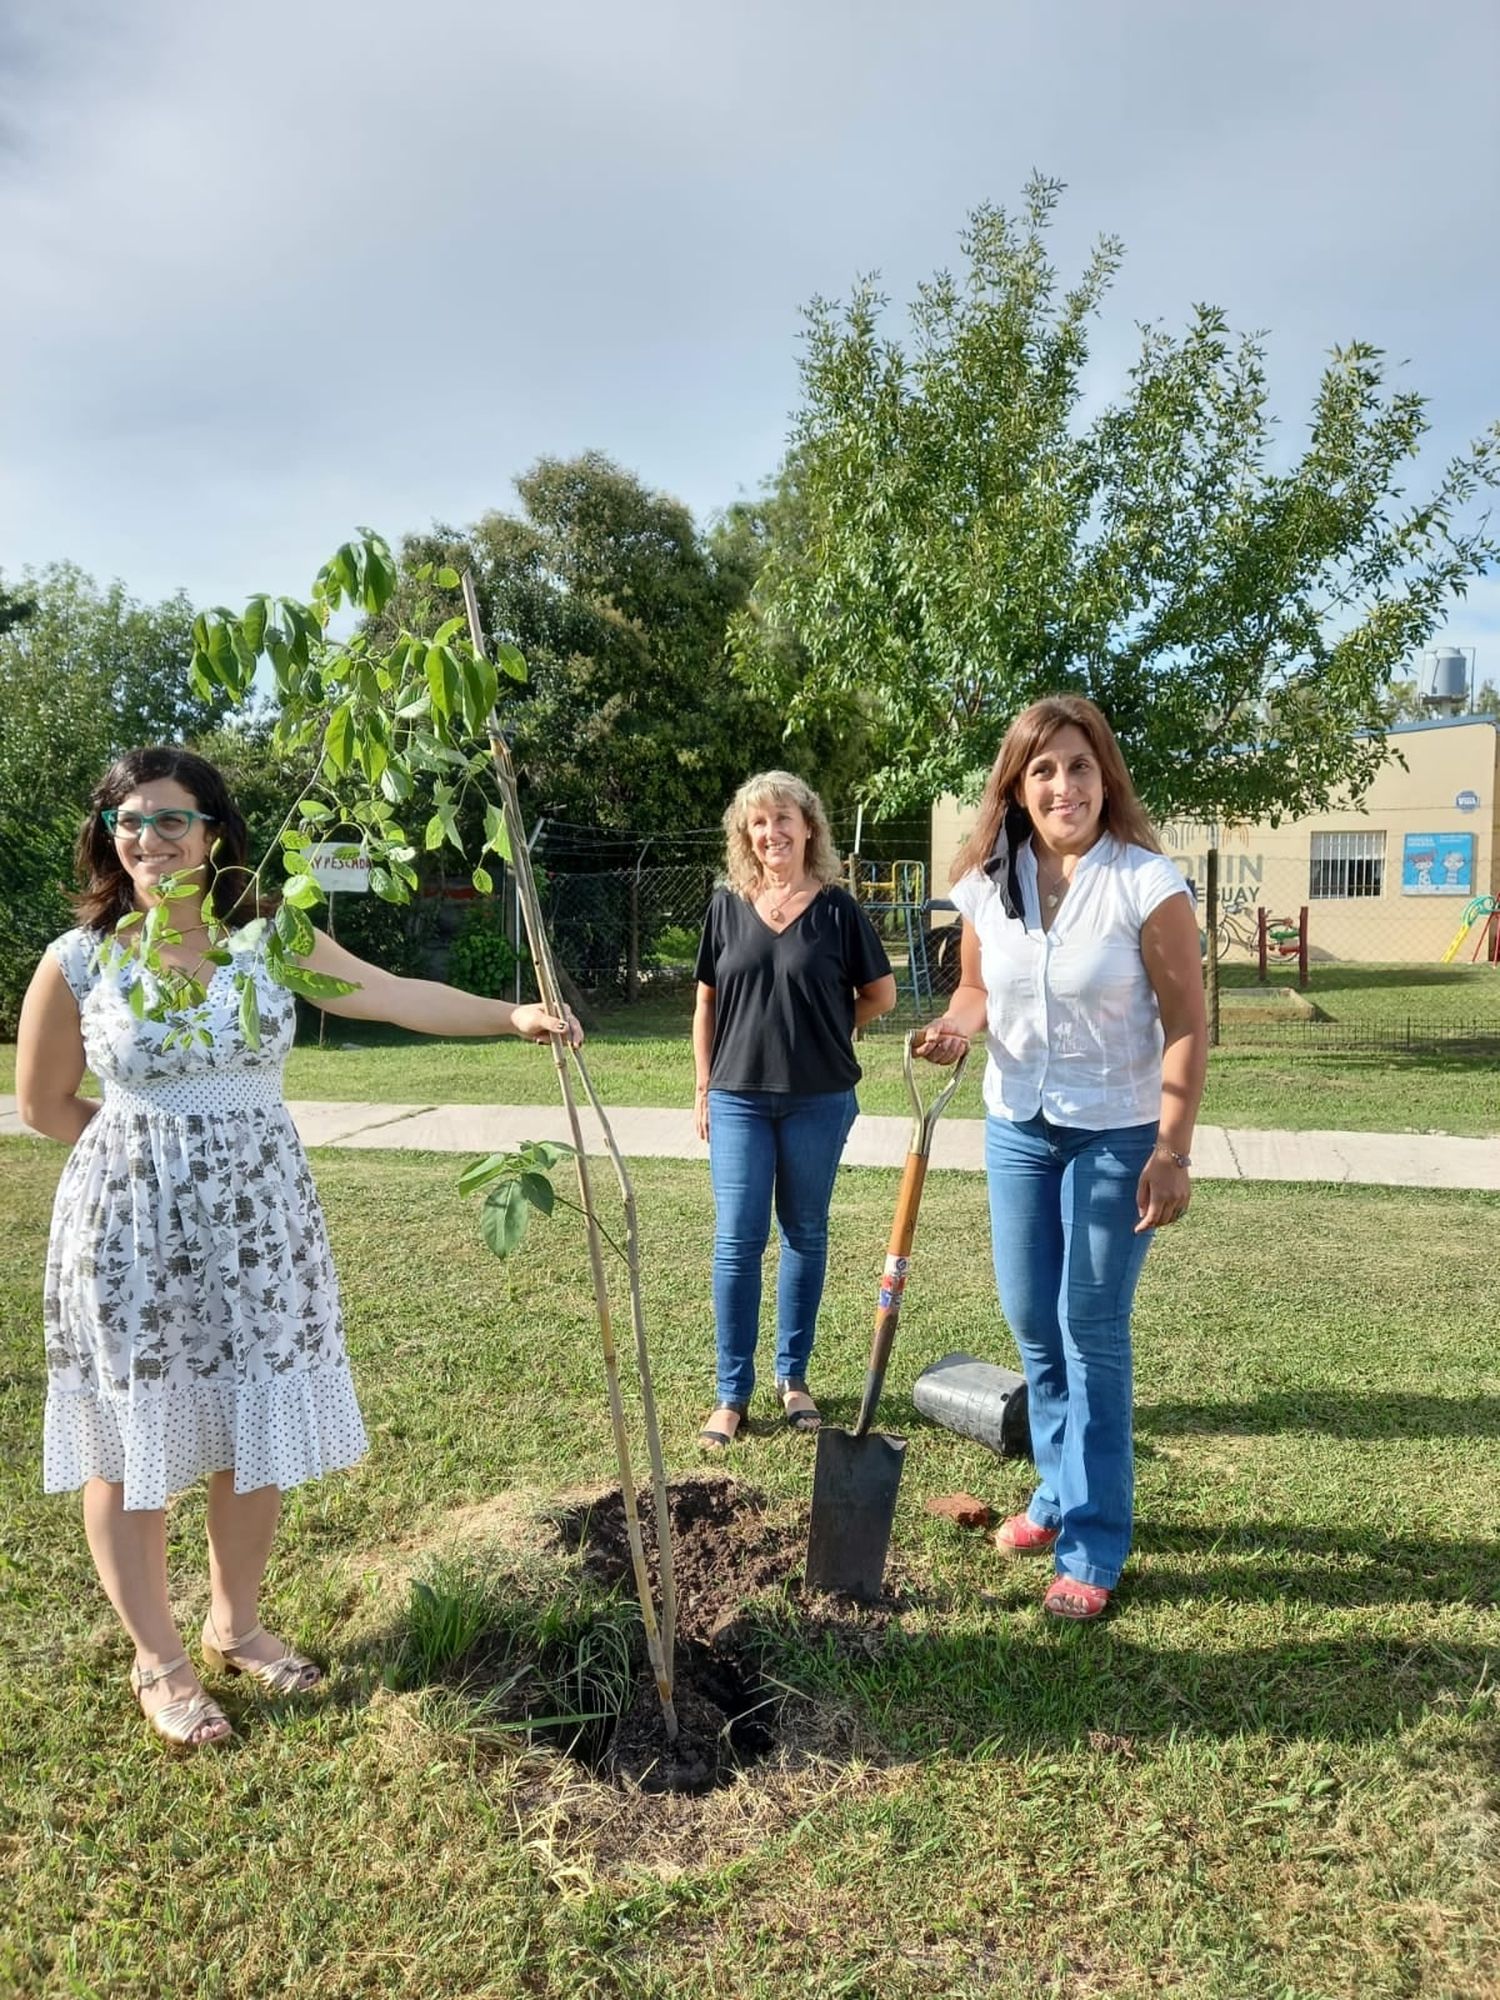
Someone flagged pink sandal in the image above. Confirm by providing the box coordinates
[1043,1576,1111,1621]
[992,1514,1059,1558]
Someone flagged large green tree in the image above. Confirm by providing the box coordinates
[0,578,34,638]
[382,453,867,833]
[736,176,1500,823]
[0,564,229,1033]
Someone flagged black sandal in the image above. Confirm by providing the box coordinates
[699,1403,748,1452]
[776,1377,821,1435]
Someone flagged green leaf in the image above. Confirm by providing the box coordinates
[296,798,332,821]
[369,866,402,901]
[229,624,258,692]
[437,566,461,588]
[424,814,447,853]
[238,974,261,1050]
[282,872,325,910]
[325,701,356,775]
[127,978,147,1020]
[274,965,361,1002]
[275,901,317,957]
[483,803,512,862]
[495,641,528,683]
[518,1172,555,1216]
[471,864,493,895]
[242,596,269,653]
[461,650,498,729]
[480,1183,529,1258]
[379,764,412,803]
[457,1153,515,1198]
[360,728,390,790]
[519,1140,574,1170]
[425,645,451,722]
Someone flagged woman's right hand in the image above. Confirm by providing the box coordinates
[694,1086,710,1141]
[914,1017,970,1066]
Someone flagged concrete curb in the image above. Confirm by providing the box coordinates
[4,1095,1497,1191]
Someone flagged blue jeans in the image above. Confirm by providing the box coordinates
[985,1113,1158,1590]
[707,1088,859,1406]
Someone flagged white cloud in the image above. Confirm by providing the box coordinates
[1,0,1497,669]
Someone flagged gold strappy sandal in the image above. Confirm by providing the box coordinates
[131,1654,233,1749]
[201,1615,322,1694]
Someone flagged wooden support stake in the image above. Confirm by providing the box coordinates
[462,574,678,1737]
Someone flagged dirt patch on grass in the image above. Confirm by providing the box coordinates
[555,1472,822,1793]
[373,1470,914,1807]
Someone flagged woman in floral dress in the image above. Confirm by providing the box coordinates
[16,746,577,1748]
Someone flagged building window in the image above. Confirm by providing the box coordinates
[1309,831,1385,900]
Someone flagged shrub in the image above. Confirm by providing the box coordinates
[650,923,700,968]
[0,802,75,1037]
[448,901,523,997]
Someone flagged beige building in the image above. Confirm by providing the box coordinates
[929,715,1500,965]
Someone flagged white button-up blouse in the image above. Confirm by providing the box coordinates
[948,834,1192,1131]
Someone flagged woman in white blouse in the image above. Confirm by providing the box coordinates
[918,697,1206,1620]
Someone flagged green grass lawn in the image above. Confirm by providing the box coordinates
[5,1022,1499,1139]
[2,1138,1497,1997]
[6,965,1497,1136]
[1219,958,1500,1030]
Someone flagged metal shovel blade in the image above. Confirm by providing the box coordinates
[804,1425,908,1601]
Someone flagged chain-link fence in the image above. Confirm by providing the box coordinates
[538,859,719,1000]
[514,826,1499,1054]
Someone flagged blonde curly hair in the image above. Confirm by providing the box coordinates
[722,770,843,900]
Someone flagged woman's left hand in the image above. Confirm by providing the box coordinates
[1135,1152,1191,1232]
[513,1003,583,1046]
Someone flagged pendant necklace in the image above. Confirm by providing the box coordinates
[765,879,808,925]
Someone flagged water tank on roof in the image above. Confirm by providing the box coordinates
[1419,647,1470,712]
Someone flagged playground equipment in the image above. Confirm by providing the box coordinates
[1441,896,1500,965]
[1262,908,1309,988]
[847,859,939,1009]
[1206,905,1309,988]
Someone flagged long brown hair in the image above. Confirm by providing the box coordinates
[74,746,261,932]
[722,770,842,899]
[951,696,1160,884]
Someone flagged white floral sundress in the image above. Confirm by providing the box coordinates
[42,927,368,1511]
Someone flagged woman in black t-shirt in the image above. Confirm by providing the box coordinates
[692,772,896,1448]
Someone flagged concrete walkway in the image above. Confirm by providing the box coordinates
[4,1095,1497,1191]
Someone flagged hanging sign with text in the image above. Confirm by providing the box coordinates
[305,842,372,894]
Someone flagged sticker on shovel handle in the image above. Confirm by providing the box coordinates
[878,1253,910,1309]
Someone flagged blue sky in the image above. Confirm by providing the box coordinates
[2,0,1498,673]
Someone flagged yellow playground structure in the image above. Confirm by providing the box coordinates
[1441,896,1500,965]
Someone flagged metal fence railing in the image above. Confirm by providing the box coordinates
[521,852,1500,1054]
[539,860,717,1000]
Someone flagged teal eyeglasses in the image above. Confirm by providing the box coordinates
[102,809,218,840]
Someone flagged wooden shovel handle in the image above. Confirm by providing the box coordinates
[853,1148,928,1437]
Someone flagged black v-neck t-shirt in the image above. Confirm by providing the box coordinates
[693,884,892,1094]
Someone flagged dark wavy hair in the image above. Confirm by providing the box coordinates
[74,746,261,932]
[951,695,1161,884]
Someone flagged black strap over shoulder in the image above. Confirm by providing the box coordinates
[981,804,1030,921]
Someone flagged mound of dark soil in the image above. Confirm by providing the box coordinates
[555,1473,803,1792]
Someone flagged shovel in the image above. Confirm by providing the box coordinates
[804,1027,970,1600]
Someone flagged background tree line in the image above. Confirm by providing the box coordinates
[4,177,1497,1034]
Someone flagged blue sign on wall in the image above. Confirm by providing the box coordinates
[1455,789,1480,812]
[1402,832,1474,896]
